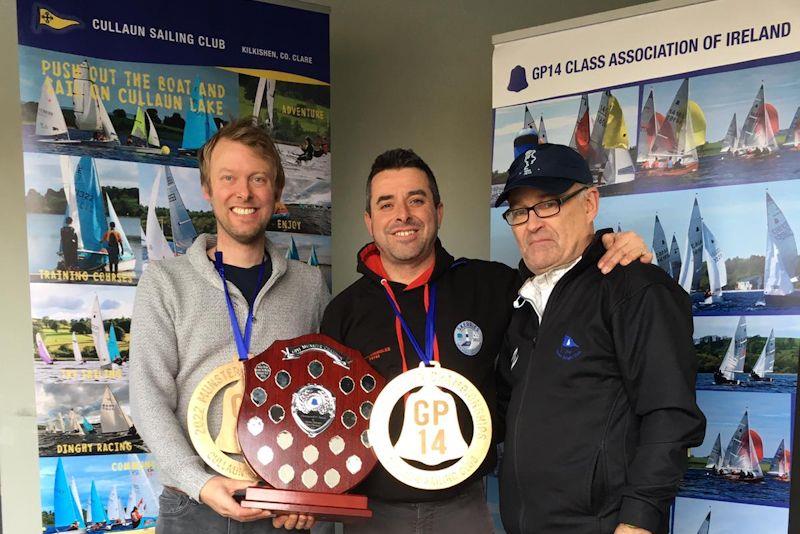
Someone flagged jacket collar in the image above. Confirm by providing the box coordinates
[188,233,288,296]
[356,238,455,290]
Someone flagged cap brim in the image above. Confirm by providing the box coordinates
[494,176,575,207]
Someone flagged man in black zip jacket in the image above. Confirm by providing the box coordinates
[320,148,653,533]
[495,144,706,534]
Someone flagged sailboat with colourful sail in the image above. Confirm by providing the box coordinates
[782,107,800,150]
[36,332,54,364]
[714,316,746,385]
[91,295,114,370]
[101,385,133,434]
[307,244,319,266]
[767,439,791,481]
[34,77,77,144]
[640,78,706,175]
[107,323,121,363]
[763,192,799,306]
[59,156,135,272]
[599,92,635,184]
[569,94,591,160]
[737,83,779,158]
[72,60,119,145]
[750,328,776,381]
[124,106,162,154]
[721,410,764,482]
[705,433,723,473]
[720,113,739,154]
[53,458,85,531]
[285,236,300,260]
[180,77,219,153]
[88,480,108,527]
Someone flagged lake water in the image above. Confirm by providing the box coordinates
[679,467,790,508]
[696,373,797,393]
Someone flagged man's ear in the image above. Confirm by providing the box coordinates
[364,211,374,238]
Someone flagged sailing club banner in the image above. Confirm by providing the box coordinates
[491,0,799,533]
[16,0,331,532]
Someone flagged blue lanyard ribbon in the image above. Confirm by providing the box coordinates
[382,282,437,366]
[214,251,266,361]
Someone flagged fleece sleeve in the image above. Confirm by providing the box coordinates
[129,266,215,501]
[611,282,707,533]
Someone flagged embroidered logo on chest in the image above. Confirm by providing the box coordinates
[454,320,483,356]
[555,334,582,361]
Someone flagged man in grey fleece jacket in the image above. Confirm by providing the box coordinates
[130,120,328,532]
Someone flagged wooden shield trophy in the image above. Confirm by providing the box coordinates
[236,334,385,520]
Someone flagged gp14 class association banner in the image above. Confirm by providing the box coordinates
[491,0,799,532]
[16,1,330,531]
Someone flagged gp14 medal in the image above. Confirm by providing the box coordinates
[371,281,492,489]
[237,334,385,520]
[369,361,491,489]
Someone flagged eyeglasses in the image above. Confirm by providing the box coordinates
[502,187,588,226]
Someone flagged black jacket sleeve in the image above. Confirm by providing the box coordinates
[610,282,706,532]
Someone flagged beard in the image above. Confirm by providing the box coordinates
[216,215,268,245]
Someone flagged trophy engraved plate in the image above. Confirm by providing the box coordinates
[237,334,386,520]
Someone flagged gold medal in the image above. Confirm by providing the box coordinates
[368,362,492,490]
[187,360,258,481]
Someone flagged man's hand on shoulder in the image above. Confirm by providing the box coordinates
[614,524,652,534]
[199,476,315,529]
[598,231,654,274]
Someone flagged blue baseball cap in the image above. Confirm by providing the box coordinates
[495,143,593,207]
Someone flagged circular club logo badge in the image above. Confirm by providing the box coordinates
[453,320,482,356]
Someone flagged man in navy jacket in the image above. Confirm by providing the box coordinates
[496,144,706,534]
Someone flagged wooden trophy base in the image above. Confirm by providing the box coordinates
[242,486,372,522]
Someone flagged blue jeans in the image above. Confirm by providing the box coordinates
[156,487,309,534]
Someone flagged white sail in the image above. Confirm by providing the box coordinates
[253,77,266,123]
[129,453,159,517]
[602,147,635,184]
[145,171,175,262]
[105,194,134,261]
[637,90,656,162]
[73,61,101,131]
[91,295,113,369]
[70,477,83,521]
[523,106,536,130]
[768,439,788,476]
[60,156,84,249]
[106,486,123,522]
[783,107,800,148]
[739,84,778,151]
[125,485,138,520]
[146,111,160,147]
[101,386,131,433]
[97,94,119,142]
[653,79,689,157]
[679,198,704,292]
[701,221,727,296]
[669,235,682,281]
[538,116,548,143]
[696,511,711,534]
[68,410,85,435]
[71,332,83,364]
[36,77,69,138]
[752,329,776,377]
[588,91,610,169]
[718,316,747,381]
[253,77,278,129]
[720,114,739,153]
[722,410,762,477]
[705,433,723,469]
[764,192,798,296]
[57,412,66,433]
[652,215,670,272]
